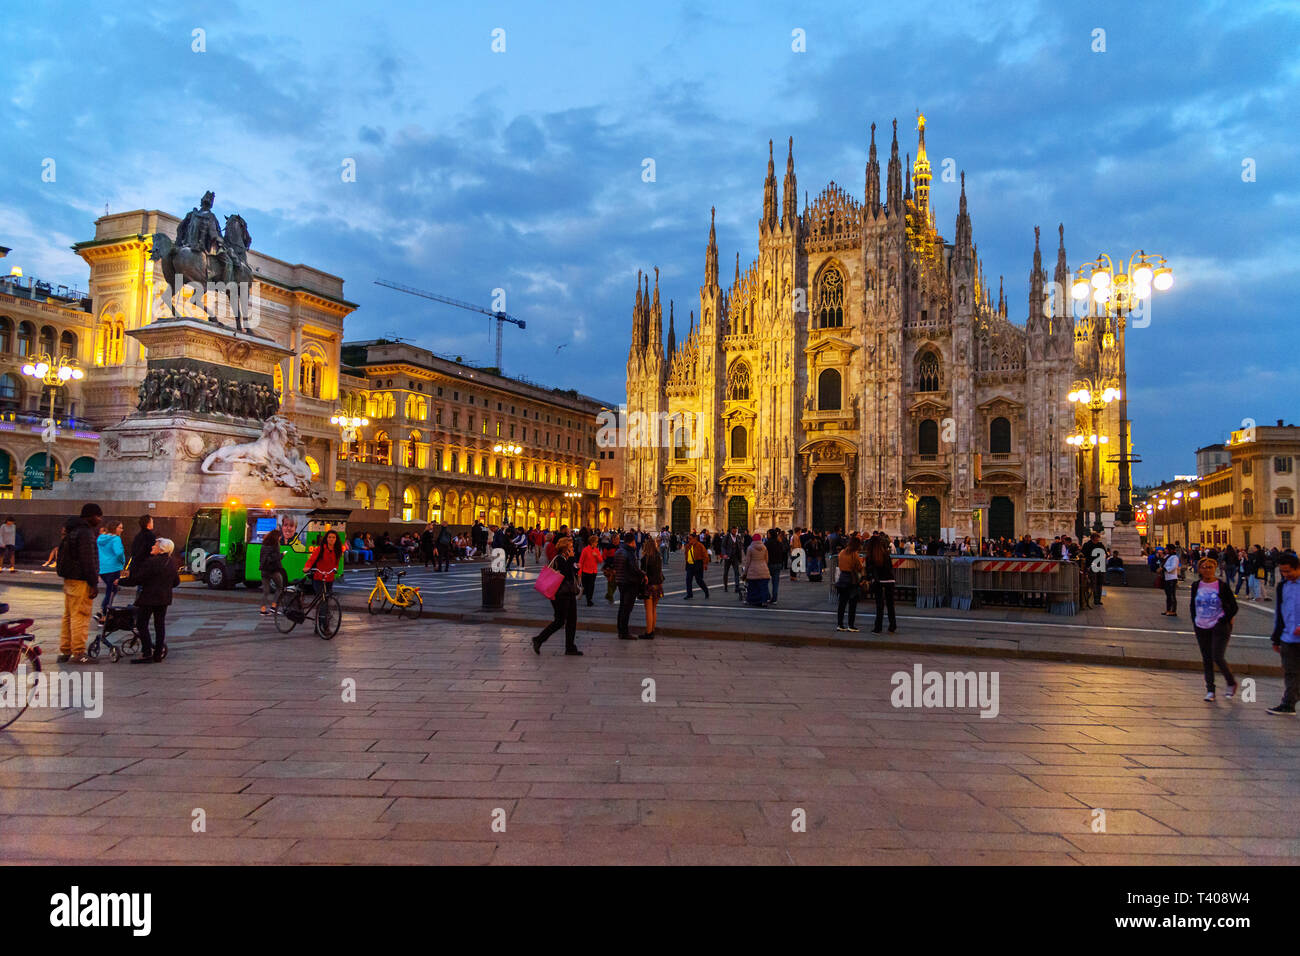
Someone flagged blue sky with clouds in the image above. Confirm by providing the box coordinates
[2,0,1297,482]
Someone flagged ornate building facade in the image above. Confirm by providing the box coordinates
[624,117,1088,540]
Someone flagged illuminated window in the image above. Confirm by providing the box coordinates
[816,266,845,328]
[726,362,751,401]
[299,348,326,399]
[916,351,941,392]
[17,322,34,357]
[303,455,320,477]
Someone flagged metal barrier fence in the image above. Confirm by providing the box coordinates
[821,555,1082,615]
[951,557,1079,615]
[825,555,950,609]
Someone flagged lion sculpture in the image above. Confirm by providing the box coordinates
[200,414,323,501]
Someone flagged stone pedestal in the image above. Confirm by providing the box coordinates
[1110,522,1142,563]
[36,319,325,509]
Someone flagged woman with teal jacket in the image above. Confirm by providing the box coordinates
[96,519,127,622]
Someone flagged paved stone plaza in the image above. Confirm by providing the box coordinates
[1,577,1298,865]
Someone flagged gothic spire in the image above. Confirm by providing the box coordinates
[705,206,718,288]
[997,275,1005,317]
[648,267,662,356]
[666,300,676,355]
[633,268,644,352]
[781,136,798,229]
[913,113,931,214]
[865,122,880,211]
[887,118,902,209]
[954,171,972,261]
[734,251,740,289]
[762,139,778,231]
[1054,222,1068,289]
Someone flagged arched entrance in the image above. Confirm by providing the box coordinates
[670,496,691,534]
[989,495,1014,540]
[727,495,748,532]
[916,495,941,540]
[811,474,845,532]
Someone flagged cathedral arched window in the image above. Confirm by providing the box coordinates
[990,417,1011,454]
[726,361,751,401]
[919,419,939,456]
[817,368,842,411]
[815,266,845,329]
[916,351,941,392]
[730,425,748,460]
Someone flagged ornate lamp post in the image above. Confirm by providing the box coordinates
[494,443,522,525]
[1067,381,1119,533]
[330,398,369,502]
[1066,431,1110,537]
[1070,251,1173,529]
[21,353,84,489]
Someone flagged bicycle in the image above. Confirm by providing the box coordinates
[367,566,423,618]
[275,578,343,639]
[0,608,41,730]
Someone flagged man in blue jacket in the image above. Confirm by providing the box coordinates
[1267,553,1300,715]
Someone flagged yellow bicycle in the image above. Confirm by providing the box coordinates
[367,567,423,618]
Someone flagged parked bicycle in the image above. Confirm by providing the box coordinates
[367,566,423,618]
[275,580,342,639]
[0,605,40,730]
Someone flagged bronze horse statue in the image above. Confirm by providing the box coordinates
[151,211,256,333]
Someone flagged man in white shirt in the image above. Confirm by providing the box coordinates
[1161,548,1180,616]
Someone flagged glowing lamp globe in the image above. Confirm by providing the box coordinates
[1152,268,1173,291]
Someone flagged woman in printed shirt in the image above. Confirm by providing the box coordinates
[1188,557,1238,701]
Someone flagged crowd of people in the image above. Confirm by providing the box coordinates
[30,502,1300,719]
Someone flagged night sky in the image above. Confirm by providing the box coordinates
[3,0,1296,481]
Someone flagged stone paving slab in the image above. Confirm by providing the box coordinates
[1,583,1298,865]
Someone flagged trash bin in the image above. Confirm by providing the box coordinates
[481,568,506,609]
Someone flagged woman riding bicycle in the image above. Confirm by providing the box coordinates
[305,529,345,594]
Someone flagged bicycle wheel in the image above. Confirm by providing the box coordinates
[0,643,39,731]
[397,588,422,619]
[316,594,342,640]
[367,588,389,615]
[275,590,302,633]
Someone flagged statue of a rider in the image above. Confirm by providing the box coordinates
[176,191,229,282]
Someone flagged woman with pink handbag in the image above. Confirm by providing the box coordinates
[531,536,582,656]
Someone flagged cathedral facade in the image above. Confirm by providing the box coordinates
[623,117,1092,541]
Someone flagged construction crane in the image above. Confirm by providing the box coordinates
[374,279,527,372]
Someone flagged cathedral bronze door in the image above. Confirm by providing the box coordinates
[811,474,845,532]
[671,496,691,534]
[727,495,749,532]
[916,496,940,540]
[989,495,1014,540]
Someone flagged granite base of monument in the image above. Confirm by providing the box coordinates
[35,318,325,509]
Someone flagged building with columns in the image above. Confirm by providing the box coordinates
[624,117,1087,540]
[335,340,610,530]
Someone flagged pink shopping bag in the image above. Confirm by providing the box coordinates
[534,561,564,600]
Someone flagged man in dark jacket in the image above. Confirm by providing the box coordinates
[765,529,787,603]
[1081,532,1108,606]
[57,503,102,663]
[1267,553,1300,715]
[436,523,452,572]
[611,531,642,640]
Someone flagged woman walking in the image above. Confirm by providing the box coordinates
[95,520,126,624]
[1189,557,1238,701]
[531,535,582,655]
[835,536,864,632]
[865,534,897,633]
[639,535,664,639]
[741,532,771,606]
[579,534,602,607]
[259,526,284,615]
[123,537,180,664]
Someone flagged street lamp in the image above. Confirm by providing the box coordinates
[1071,251,1174,528]
[494,443,523,525]
[1067,380,1119,533]
[21,352,84,489]
[331,400,369,502]
[1066,432,1110,537]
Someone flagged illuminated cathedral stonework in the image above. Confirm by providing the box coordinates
[624,117,1094,540]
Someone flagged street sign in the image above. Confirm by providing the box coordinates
[972,489,990,508]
